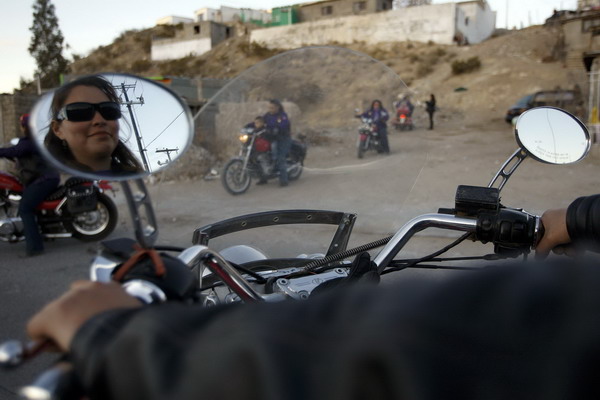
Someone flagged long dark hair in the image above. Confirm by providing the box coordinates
[269,99,285,113]
[44,75,143,173]
[370,99,385,110]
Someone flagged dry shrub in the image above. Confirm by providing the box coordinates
[451,56,482,74]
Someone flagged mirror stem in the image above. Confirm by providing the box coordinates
[121,179,158,248]
[488,148,528,191]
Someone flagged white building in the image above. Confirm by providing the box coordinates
[195,7,220,22]
[195,6,271,24]
[156,15,195,25]
[251,1,495,48]
[456,0,496,45]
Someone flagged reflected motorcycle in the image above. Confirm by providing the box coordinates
[0,172,117,242]
[221,126,306,195]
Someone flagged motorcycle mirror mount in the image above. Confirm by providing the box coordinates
[487,106,590,191]
[29,73,195,248]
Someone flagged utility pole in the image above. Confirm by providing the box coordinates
[156,147,179,166]
[117,83,150,172]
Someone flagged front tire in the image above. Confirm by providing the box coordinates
[68,193,118,242]
[222,158,251,195]
[357,140,366,159]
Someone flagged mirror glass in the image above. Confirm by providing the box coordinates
[29,73,194,180]
[515,106,590,164]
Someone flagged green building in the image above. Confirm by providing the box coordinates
[271,6,300,26]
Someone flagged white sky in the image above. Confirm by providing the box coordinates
[0,0,578,94]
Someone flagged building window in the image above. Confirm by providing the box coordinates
[322,6,333,15]
[353,1,367,12]
[465,16,469,25]
[583,17,600,32]
[194,25,201,34]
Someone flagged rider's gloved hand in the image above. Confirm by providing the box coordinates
[27,281,142,351]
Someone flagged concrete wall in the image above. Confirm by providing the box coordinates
[251,3,458,48]
[456,1,496,44]
[0,94,38,144]
[152,38,212,60]
[240,8,272,24]
[563,13,600,55]
[151,21,231,60]
[299,0,386,22]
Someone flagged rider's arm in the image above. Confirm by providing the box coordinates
[537,194,600,257]
[27,261,600,399]
[0,138,33,159]
[276,113,290,134]
[380,109,389,123]
[566,194,600,252]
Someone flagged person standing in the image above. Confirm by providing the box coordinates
[425,94,437,130]
[0,114,60,256]
[263,99,291,187]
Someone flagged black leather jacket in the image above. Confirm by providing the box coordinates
[69,196,600,399]
[567,194,600,252]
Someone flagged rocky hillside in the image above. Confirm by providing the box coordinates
[69,23,585,130]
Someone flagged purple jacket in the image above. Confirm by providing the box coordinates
[0,137,60,183]
[263,112,290,137]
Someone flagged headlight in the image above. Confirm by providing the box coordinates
[239,134,249,143]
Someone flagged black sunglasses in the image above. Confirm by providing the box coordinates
[56,102,122,122]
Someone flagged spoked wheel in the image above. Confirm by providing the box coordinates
[288,162,303,181]
[68,193,118,242]
[222,158,252,195]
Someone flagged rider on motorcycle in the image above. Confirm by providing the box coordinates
[244,116,272,185]
[356,100,390,154]
[0,114,59,256]
[263,99,291,187]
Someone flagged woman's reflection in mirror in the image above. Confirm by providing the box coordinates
[44,75,143,174]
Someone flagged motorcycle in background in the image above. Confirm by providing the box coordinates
[356,114,383,158]
[221,125,306,195]
[392,103,414,131]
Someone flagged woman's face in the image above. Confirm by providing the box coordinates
[267,103,279,115]
[373,101,381,110]
[52,85,119,171]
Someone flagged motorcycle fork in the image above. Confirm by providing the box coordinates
[241,135,258,172]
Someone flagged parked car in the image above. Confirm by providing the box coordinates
[505,90,581,124]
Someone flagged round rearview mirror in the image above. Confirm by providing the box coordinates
[30,73,194,180]
[515,107,590,165]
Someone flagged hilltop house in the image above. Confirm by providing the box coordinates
[251,0,496,48]
[195,6,271,25]
[151,21,233,61]
[297,0,393,22]
[557,7,600,141]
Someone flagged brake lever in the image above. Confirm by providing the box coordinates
[0,339,52,368]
